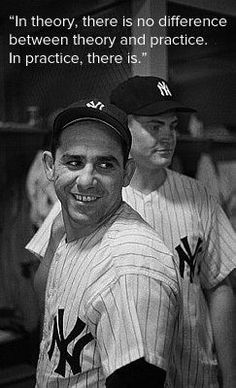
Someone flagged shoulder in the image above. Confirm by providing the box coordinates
[80,204,179,310]
[166,168,217,207]
[25,200,61,259]
[107,202,172,256]
[167,168,205,192]
[88,203,178,291]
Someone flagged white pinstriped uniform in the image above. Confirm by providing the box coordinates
[122,169,236,388]
[26,169,236,388]
[28,202,179,387]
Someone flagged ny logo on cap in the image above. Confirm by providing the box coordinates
[157,81,172,97]
[86,100,105,110]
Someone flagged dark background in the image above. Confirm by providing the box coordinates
[0,1,235,386]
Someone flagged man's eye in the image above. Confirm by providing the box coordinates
[149,125,160,131]
[98,162,114,170]
[67,161,83,168]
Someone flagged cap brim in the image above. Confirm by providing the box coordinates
[132,100,196,116]
[54,106,126,139]
[53,106,132,156]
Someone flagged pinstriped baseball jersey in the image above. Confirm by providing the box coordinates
[33,202,179,387]
[26,169,236,388]
[26,200,61,260]
[123,169,236,388]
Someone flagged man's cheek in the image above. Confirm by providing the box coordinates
[54,167,73,183]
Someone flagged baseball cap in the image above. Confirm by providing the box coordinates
[110,76,195,115]
[53,98,132,157]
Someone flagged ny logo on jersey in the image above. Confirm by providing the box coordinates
[86,100,105,110]
[157,81,172,97]
[175,236,203,283]
[48,309,93,377]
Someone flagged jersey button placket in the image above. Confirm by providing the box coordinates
[145,199,155,229]
[47,252,60,300]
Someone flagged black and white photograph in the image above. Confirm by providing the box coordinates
[0,1,235,387]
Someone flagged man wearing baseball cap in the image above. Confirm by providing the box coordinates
[29,97,180,387]
[27,78,236,387]
[111,76,236,388]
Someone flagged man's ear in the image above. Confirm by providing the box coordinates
[123,158,136,187]
[43,151,55,182]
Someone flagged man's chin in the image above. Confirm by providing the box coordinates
[150,157,172,169]
[70,208,94,222]
[66,205,93,223]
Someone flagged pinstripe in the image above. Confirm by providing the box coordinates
[109,286,124,367]
[122,169,236,388]
[100,293,116,343]
[96,297,114,373]
[168,175,182,238]
[27,168,236,387]
[26,200,61,258]
[162,289,169,355]
[162,183,175,246]
[156,284,167,363]
[179,175,194,233]
[145,276,151,343]
[123,275,142,356]
[90,302,111,367]
[112,278,133,366]
[31,202,178,387]
[61,236,106,324]
[112,264,178,291]
[154,285,162,352]
[186,285,192,385]
[135,271,139,307]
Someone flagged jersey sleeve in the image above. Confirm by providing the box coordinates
[200,191,236,289]
[86,273,178,379]
[25,200,61,259]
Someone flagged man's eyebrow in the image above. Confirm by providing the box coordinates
[97,155,121,166]
[61,154,83,160]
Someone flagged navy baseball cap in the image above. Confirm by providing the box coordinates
[110,76,195,115]
[53,98,132,157]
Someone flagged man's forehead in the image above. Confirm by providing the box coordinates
[57,126,124,162]
[130,111,178,124]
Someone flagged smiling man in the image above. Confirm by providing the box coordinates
[27,78,236,387]
[31,98,180,388]
[45,119,129,241]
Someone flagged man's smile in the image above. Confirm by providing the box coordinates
[152,147,173,155]
[72,193,100,202]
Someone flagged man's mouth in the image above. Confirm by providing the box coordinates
[154,148,173,153]
[72,194,99,202]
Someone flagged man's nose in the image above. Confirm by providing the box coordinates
[76,165,97,188]
[159,125,173,137]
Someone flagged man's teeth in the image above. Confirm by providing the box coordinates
[74,194,98,202]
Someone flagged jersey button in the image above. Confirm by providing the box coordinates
[54,254,60,262]
[48,288,53,297]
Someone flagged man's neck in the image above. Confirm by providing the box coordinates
[130,166,167,195]
[65,223,98,243]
